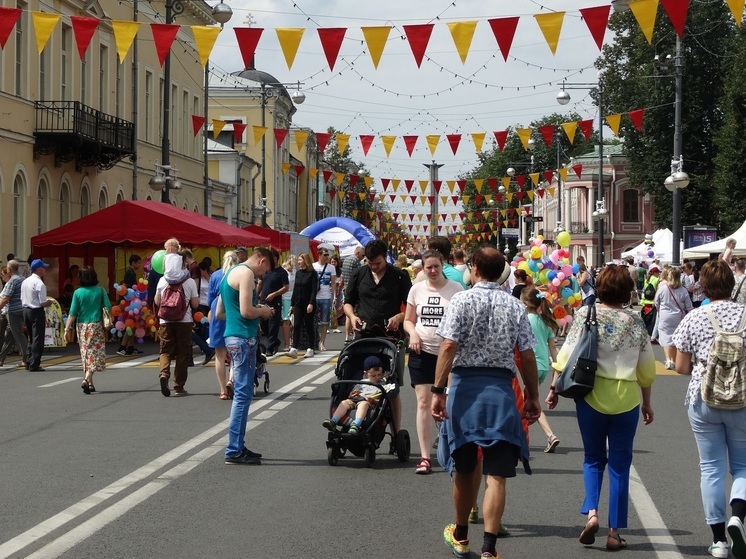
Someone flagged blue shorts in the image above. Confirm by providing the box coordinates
[281,299,292,321]
[317,299,332,324]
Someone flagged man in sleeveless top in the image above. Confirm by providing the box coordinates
[217,247,274,465]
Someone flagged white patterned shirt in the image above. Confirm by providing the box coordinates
[437,281,535,374]
[673,300,746,406]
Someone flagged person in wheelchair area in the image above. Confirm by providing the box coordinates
[323,356,390,435]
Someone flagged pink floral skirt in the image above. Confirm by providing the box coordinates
[77,322,107,375]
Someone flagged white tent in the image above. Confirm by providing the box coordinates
[621,229,674,263]
[682,220,746,258]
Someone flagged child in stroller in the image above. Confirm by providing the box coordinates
[323,356,392,435]
[325,338,410,467]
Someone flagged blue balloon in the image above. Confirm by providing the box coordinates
[547,270,557,281]
[561,287,573,300]
[572,264,580,274]
[528,260,539,273]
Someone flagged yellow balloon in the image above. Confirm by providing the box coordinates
[557,231,571,247]
[518,261,530,272]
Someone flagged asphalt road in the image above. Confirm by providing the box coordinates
[0,333,721,559]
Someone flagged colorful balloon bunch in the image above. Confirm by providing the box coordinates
[110,279,154,343]
[511,232,582,327]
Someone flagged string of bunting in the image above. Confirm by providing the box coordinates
[0,1,716,67]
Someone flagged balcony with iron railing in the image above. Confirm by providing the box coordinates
[34,101,135,170]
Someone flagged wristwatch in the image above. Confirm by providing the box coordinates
[430,385,446,394]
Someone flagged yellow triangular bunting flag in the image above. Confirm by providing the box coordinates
[294,130,309,151]
[363,176,373,189]
[252,125,267,145]
[726,0,745,26]
[191,26,220,67]
[474,179,484,193]
[558,167,568,182]
[335,172,345,185]
[392,179,401,191]
[112,21,140,62]
[336,133,350,155]
[32,12,60,54]
[361,26,391,69]
[534,12,565,55]
[213,119,226,138]
[516,128,533,150]
[447,180,456,193]
[309,168,318,179]
[282,162,291,175]
[529,172,540,187]
[548,187,556,197]
[419,180,429,194]
[381,135,396,157]
[462,195,471,204]
[527,190,535,201]
[502,177,511,190]
[471,132,486,152]
[561,121,578,144]
[628,0,659,44]
[605,113,622,136]
[426,135,440,156]
[447,20,478,64]
[275,28,305,69]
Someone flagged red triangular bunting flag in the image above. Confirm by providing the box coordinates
[628,109,644,132]
[390,195,397,203]
[402,24,434,68]
[579,5,610,50]
[349,174,359,188]
[538,189,545,198]
[403,135,419,156]
[572,164,583,179]
[451,196,459,204]
[433,180,442,192]
[544,171,554,183]
[0,7,21,49]
[493,130,509,151]
[294,165,305,176]
[516,192,524,201]
[539,125,555,147]
[328,189,336,199]
[234,28,263,69]
[515,175,526,189]
[381,178,390,189]
[578,119,593,141]
[71,16,99,59]
[151,24,180,67]
[457,180,466,193]
[487,17,519,62]
[661,0,690,37]
[233,122,247,142]
[410,196,417,203]
[475,195,483,205]
[317,27,346,70]
[274,128,289,148]
[322,170,333,183]
[316,132,331,153]
[405,179,415,192]
[487,178,498,191]
[359,134,374,156]
[191,115,205,137]
[446,134,462,155]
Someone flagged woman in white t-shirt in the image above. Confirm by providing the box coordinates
[404,250,463,474]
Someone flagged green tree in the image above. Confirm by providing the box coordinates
[599,4,735,231]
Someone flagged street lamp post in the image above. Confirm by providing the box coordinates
[159,0,183,204]
[557,77,606,266]
[670,36,687,264]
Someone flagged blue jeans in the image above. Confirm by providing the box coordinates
[576,398,639,529]
[225,336,257,458]
[688,401,746,524]
[317,299,332,324]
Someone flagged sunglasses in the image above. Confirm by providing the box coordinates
[319,252,329,256]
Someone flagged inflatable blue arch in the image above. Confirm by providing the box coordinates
[300,217,377,256]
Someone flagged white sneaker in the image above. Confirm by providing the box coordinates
[304,349,314,358]
[319,344,326,352]
[709,540,730,559]
[728,516,746,558]
[665,359,675,370]
[287,348,298,358]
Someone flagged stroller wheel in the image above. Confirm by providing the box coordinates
[327,446,339,466]
[363,446,376,468]
[395,429,411,462]
[263,374,270,394]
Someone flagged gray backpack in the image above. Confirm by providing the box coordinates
[701,307,746,410]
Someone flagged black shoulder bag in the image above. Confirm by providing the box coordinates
[556,304,598,399]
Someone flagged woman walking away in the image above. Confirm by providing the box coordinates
[673,259,746,559]
[547,264,655,551]
[520,286,560,453]
[655,267,692,370]
[287,253,318,358]
[64,267,111,394]
[208,251,238,399]
[403,250,463,474]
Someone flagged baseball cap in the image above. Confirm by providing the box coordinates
[235,246,248,254]
[30,259,49,271]
[363,356,383,370]
[649,265,661,273]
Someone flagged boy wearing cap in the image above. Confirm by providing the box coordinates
[322,356,386,436]
[21,259,52,371]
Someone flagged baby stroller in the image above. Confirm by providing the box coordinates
[325,337,410,468]
[253,341,270,395]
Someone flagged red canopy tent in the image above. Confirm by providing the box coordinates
[242,224,291,251]
[31,200,270,298]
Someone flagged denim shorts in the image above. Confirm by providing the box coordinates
[317,299,332,324]
[281,298,292,321]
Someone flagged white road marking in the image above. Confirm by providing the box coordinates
[310,371,336,384]
[38,377,82,388]
[629,464,684,559]
[0,364,334,559]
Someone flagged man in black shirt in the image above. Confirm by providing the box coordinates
[344,240,412,338]
[260,249,289,355]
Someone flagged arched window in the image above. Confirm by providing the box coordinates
[98,188,107,210]
[116,191,124,204]
[60,182,71,224]
[13,174,25,256]
[37,178,49,234]
[80,186,90,217]
[623,189,640,223]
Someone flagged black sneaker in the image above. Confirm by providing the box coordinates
[242,447,262,458]
[116,347,127,356]
[225,448,261,465]
[130,347,144,355]
[159,376,170,397]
